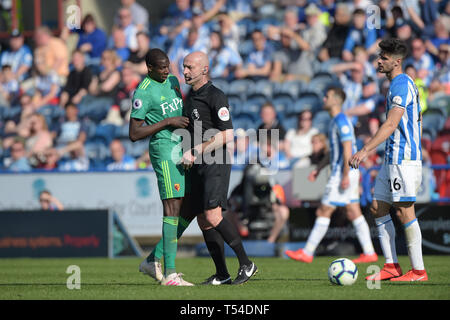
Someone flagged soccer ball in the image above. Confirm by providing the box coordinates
[328,258,358,286]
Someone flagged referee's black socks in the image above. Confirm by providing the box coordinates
[202,228,229,278]
[215,218,252,267]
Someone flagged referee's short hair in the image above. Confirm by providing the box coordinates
[145,48,169,67]
[379,38,408,59]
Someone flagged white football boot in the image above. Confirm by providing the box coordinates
[139,259,163,282]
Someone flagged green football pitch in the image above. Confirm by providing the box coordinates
[0,256,449,300]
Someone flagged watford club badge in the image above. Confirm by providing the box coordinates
[174,184,180,192]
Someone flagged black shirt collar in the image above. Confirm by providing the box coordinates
[191,81,212,96]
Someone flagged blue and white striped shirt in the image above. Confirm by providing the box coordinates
[328,113,357,176]
[384,74,422,165]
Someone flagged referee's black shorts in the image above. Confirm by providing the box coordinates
[189,163,231,214]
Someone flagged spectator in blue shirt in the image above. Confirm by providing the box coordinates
[159,0,193,44]
[76,14,108,65]
[0,30,33,81]
[109,28,130,63]
[5,138,32,172]
[342,8,378,61]
[404,38,435,86]
[235,30,273,80]
[0,65,20,106]
[106,139,136,171]
[208,31,242,80]
[114,7,139,52]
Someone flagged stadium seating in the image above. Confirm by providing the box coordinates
[272,94,294,121]
[423,108,446,133]
[228,79,254,100]
[272,80,304,99]
[312,110,331,134]
[247,79,273,100]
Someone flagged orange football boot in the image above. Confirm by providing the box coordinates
[365,263,403,281]
[352,253,378,264]
[284,249,313,263]
[390,269,428,282]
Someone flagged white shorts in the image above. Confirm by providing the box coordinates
[373,160,422,204]
[321,169,360,207]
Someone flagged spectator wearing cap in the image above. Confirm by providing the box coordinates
[296,3,327,79]
[235,30,273,80]
[74,14,108,66]
[59,50,93,107]
[404,38,435,87]
[4,138,31,172]
[342,8,378,62]
[319,3,352,62]
[106,139,136,171]
[34,26,69,79]
[115,0,149,31]
[0,29,33,81]
[127,31,151,76]
[394,18,415,58]
[207,31,242,80]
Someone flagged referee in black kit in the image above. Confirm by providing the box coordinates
[181,51,257,285]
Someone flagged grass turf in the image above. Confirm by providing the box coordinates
[0,255,449,300]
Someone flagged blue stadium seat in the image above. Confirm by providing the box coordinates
[241,96,266,121]
[115,123,130,139]
[2,106,22,122]
[130,140,148,157]
[273,80,304,99]
[238,39,254,60]
[295,92,322,113]
[272,94,294,121]
[247,79,273,100]
[236,18,256,38]
[228,79,254,100]
[422,109,445,133]
[94,124,119,146]
[212,78,229,94]
[427,95,449,118]
[286,99,311,116]
[282,116,298,131]
[422,128,436,141]
[227,94,243,117]
[232,114,254,130]
[312,110,331,134]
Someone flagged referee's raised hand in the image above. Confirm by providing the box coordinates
[166,116,189,128]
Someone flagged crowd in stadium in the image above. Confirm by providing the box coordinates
[0,0,449,197]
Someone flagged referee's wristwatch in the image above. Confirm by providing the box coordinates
[191,148,199,158]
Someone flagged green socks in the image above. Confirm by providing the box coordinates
[162,216,179,276]
[147,217,191,264]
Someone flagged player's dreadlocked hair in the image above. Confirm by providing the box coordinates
[145,48,169,67]
[379,38,408,59]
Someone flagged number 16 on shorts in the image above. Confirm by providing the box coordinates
[374,163,422,203]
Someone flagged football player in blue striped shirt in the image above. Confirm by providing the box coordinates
[350,38,428,282]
